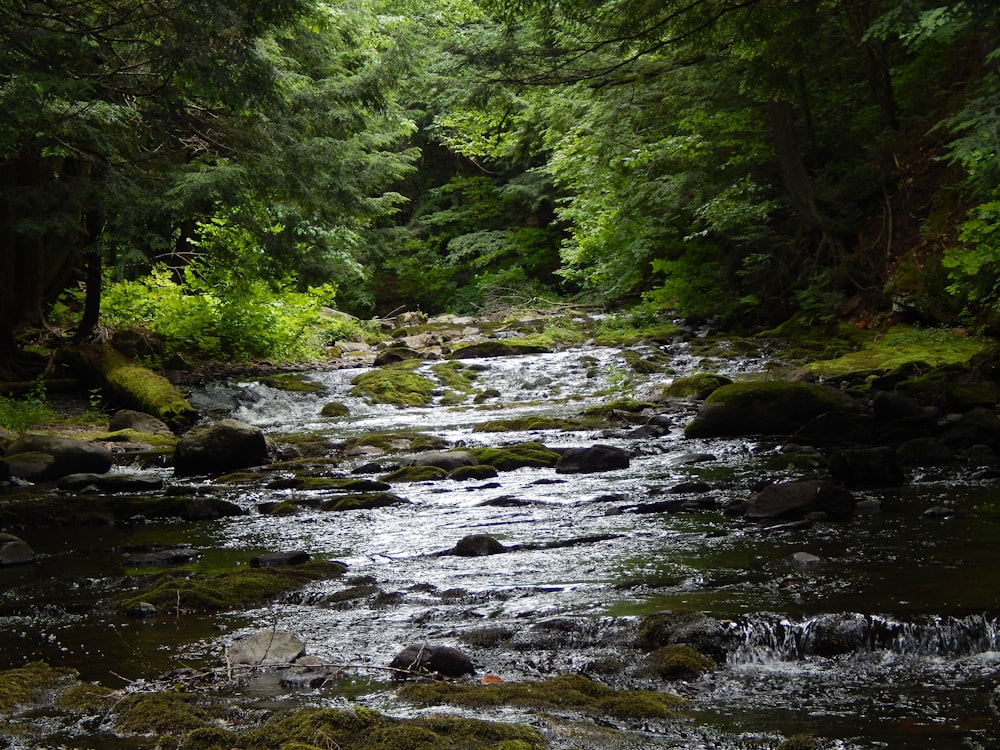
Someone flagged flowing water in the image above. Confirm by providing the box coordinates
[2,342,999,748]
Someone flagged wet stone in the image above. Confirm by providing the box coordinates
[250,551,312,568]
[390,644,475,678]
[227,630,306,666]
[0,533,35,566]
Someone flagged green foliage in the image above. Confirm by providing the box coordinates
[101,265,353,361]
[0,379,53,435]
[943,199,1000,314]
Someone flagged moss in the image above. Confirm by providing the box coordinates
[583,398,656,415]
[266,501,299,515]
[56,681,115,711]
[91,428,179,446]
[345,431,448,453]
[807,325,988,378]
[447,340,551,359]
[776,735,821,750]
[399,673,684,721]
[118,559,347,613]
[114,692,209,734]
[472,416,588,432]
[448,464,499,481]
[645,645,716,680]
[470,442,562,470]
[0,661,75,712]
[351,361,436,406]
[261,373,327,393]
[217,707,546,750]
[320,400,351,417]
[430,361,479,392]
[321,492,409,511]
[659,373,733,399]
[379,465,448,482]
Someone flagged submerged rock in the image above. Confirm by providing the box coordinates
[744,479,856,521]
[451,534,507,556]
[390,644,475,677]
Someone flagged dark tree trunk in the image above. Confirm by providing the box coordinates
[767,98,821,234]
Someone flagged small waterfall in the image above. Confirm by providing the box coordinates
[729,612,1000,663]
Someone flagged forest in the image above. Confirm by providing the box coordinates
[1,0,999,370]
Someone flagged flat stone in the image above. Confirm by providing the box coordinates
[250,551,311,568]
[226,630,306,666]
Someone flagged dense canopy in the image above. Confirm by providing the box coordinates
[1,0,999,367]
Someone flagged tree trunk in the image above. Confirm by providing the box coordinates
[61,344,198,429]
[767,98,821,233]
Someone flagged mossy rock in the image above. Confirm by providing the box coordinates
[261,373,327,393]
[776,735,821,750]
[473,416,588,432]
[0,494,245,528]
[90,428,179,447]
[350,361,435,406]
[265,501,300,516]
[430,361,480,392]
[118,559,346,614]
[636,609,735,662]
[114,692,209,735]
[684,380,860,438]
[893,364,1000,411]
[448,464,499,481]
[379,465,448,483]
[345,431,449,453]
[470,442,562,470]
[660,373,733,400]
[321,492,408,511]
[447,340,551,359]
[645,644,717,680]
[583,398,656,415]
[399,672,684,720]
[320,401,350,418]
[0,661,77,713]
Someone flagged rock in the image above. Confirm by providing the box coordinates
[108,409,174,436]
[744,480,856,521]
[226,630,306,666]
[403,450,478,471]
[250,551,311,568]
[58,472,164,492]
[0,458,8,482]
[447,340,551,359]
[389,644,475,677]
[320,401,350,418]
[394,311,427,329]
[0,533,35,565]
[636,610,736,663]
[684,380,860,438]
[374,346,423,366]
[448,465,499,481]
[126,601,157,618]
[451,534,507,556]
[127,548,201,566]
[555,444,630,474]
[828,446,906,487]
[872,391,928,420]
[174,419,271,476]
[806,613,869,657]
[790,551,822,566]
[896,437,956,466]
[5,434,114,481]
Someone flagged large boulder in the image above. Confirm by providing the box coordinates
[108,409,174,436]
[684,380,860,438]
[5,434,113,481]
[389,644,475,678]
[174,419,271,476]
[744,479,856,521]
[555,444,630,474]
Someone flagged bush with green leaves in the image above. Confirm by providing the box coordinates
[0,379,53,435]
[101,265,362,362]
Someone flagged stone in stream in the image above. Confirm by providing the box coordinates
[5,434,114,481]
[0,533,35,566]
[402,449,478,471]
[389,644,475,678]
[828,446,906,487]
[226,630,306,666]
[173,418,271,476]
[108,409,174,436]
[58,472,164,492]
[250,550,311,568]
[450,534,507,556]
[744,479,856,521]
[554,444,630,474]
[127,548,201,567]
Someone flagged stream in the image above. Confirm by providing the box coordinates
[2,340,999,748]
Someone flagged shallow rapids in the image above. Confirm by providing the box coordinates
[2,342,999,748]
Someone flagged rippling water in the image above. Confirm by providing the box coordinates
[2,342,999,748]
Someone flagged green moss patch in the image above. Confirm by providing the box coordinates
[583,398,656,415]
[399,673,685,721]
[114,692,210,735]
[260,373,327,393]
[473,416,589,432]
[645,645,716,680]
[659,373,733,400]
[447,340,551,359]
[0,661,76,713]
[118,559,346,614]
[180,706,545,750]
[345,431,449,453]
[470,442,562,470]
[807,326,988,378]
[90,428,178,446]
[321,492,409,511]
[351,361,436,406]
